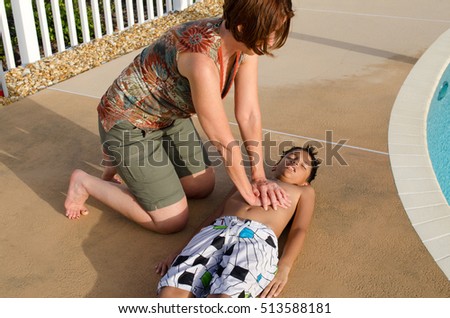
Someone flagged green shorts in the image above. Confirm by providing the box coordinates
[99,118,211,211]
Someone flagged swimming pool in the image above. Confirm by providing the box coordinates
[388,27,450,280]
[427,63,450,205]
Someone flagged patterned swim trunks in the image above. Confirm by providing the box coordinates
[157,216,279,298]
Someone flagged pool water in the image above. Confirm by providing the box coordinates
[427,63,450,205]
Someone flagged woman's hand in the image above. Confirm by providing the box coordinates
[252,179,291,210]
[259,267,290,298]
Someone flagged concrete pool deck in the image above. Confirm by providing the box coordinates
[1,0,450,297]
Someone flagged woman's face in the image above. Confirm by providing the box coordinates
[244,31,277,56]
[253,18,287,55]
[259,31,277,54]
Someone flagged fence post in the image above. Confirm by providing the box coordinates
[65,0,79,47]
[114,0,124,31]
[103,0,113,35]
[36,0,52,57]
[78,0,90,43]
[173,0,188,11]
[146,0,154,20]
[126,0,134,27]
[137,0,144,23]
[0,0,16,69]
[91,0,102,38]
[11,0,40,65]
[0,61,9,97]
[50,0,66,52]
[156,0,163,17]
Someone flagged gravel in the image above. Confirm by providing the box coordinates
[0,0,223,106]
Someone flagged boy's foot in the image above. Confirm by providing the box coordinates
[65,169,90,219]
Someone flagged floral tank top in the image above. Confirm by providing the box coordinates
[98,17,244,132]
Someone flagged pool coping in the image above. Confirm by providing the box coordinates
[388,28,450,280]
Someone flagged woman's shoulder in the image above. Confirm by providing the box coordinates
[174,17,223,54]
[175,16,222,34]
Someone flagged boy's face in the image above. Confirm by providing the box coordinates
[273,150,313,186]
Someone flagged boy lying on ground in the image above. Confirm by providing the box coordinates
[155,145,321,298]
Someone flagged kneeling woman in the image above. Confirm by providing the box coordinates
[65,0,294,234]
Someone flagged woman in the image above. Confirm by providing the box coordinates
[65,0,295,234]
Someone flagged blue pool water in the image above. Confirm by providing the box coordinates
[427,63,450,205]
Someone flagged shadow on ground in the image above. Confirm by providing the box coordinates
[0,99,230,297]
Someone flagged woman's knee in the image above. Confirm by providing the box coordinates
[143,198,189,234]
[181,167,215,199]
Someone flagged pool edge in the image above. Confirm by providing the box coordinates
[388,28,450,280]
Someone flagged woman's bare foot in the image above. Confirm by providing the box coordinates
[65,169,90,219]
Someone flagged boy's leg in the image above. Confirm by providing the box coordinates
[157,218,230,297]
[207,294,231,298]
[158,287,194,298]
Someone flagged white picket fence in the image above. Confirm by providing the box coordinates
[0,0,198,71]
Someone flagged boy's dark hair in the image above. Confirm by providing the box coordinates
[282,145,322,183]
[223,0,294,56]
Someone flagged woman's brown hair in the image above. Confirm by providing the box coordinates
[223,0,294,55]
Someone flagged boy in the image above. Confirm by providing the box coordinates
[155,145,320,298]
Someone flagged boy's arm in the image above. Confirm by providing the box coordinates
[260,186,316,298]
[155,186,237,276]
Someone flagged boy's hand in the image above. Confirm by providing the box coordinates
[252,179,291,210]
[259,267,289,298]
[155,252,178,276]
